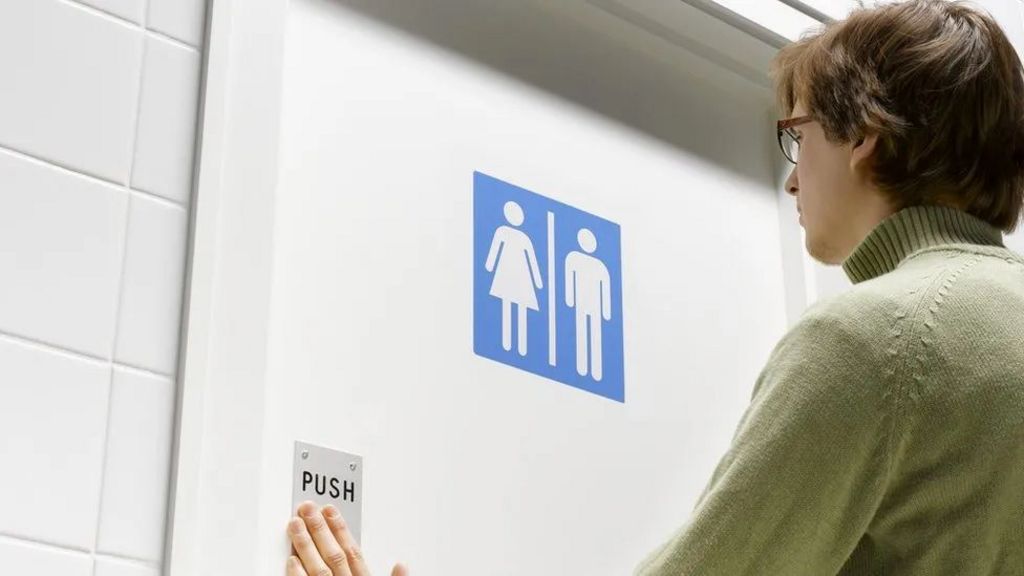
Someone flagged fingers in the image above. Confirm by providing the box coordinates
[322,504,372,576]
[288,501,387,576]
[287,555,307,576]
[289,515,335,576]
[391,563,410,576]
[298,501,353,576]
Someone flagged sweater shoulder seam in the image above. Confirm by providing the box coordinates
[881,254,985,481]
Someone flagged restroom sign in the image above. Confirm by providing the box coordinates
[473,171,625,402]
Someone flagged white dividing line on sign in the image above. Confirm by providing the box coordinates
[548,210,556,366]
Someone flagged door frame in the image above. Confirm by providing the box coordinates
[166,0,289,573]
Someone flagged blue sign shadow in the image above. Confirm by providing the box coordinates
[473,171,625,402]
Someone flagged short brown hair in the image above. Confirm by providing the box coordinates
[771,0,1024,232]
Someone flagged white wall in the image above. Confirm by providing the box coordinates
[0,0,205,573]
[249,1,791,574]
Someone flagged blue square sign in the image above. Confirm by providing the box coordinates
[473,171,625,402]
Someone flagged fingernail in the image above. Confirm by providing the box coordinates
[299,502,317,518]
[289,555,301,567]
[288,518,304,534]
[323,505,339,519]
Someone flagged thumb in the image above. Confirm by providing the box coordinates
[391,563,410,576]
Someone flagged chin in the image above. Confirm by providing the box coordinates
[805,233,843,265]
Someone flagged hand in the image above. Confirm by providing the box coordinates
[287,500,409,576]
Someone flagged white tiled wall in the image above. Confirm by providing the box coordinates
[0,0,205,572]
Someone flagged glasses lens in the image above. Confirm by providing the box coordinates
[781,130,799,163]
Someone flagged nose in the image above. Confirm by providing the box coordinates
[784,166,799,197]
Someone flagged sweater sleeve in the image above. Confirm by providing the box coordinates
[634,308,899,576]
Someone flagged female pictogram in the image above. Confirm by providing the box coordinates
[484,201,544,356]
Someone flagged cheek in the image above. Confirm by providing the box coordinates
[795,161,820,206]
[798,147,847,208]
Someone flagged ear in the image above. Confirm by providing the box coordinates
[849,132,878,173]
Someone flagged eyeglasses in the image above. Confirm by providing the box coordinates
[777,115,814,165]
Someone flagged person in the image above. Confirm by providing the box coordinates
[285,1,1024,574]
[635,1,1024,573]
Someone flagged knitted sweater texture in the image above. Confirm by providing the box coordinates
[635,205,1024,575]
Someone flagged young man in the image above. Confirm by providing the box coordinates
[284,1,1024,574]
[635,1,1024,573]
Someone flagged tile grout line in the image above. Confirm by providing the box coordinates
[0,145,118,189]
[57,0,200,54]
[56,0,139,30]
[0,329,175,381]
[131,187,189,212]
[87,219,123,568]
[0,330,108,368]
[90,0,154,569]
[115,360,177,381]
[94,550,164,569]
[148,27,201,55]
[0,531,91,557]
[0,532,161,569]
[0,145,188,212]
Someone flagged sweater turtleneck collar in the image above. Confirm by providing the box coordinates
[842,204,1005,284]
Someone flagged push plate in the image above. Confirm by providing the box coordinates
[292,441,363,545]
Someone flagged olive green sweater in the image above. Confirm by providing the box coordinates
[635,205,1024,575]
